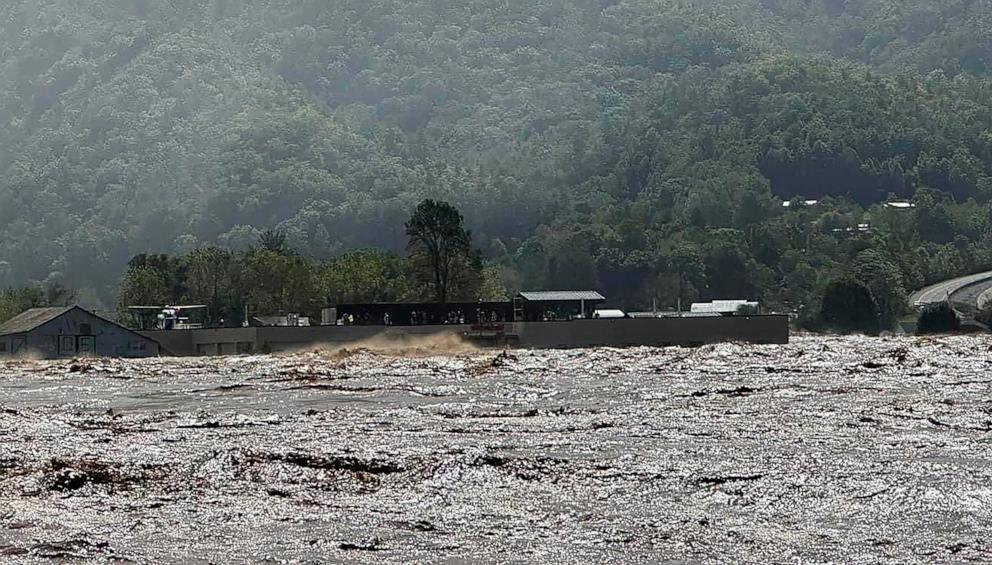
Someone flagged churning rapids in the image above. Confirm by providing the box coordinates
[2,336,992,563]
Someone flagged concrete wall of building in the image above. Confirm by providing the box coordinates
[146,330,196,357]
[146,328,253,357]
[25,308,160,359]
[143,316,788,357]
[192,328,259,356]
[0,334,17,356]
[516,316,788,349]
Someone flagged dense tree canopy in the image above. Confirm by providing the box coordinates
[114,223,503,327]
[406,199,479,303]
[2,0,992,332]
[918,301,961,334]
[0,283,76,324]
[818,277,882,334]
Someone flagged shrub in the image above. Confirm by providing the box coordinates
[917,302,960,334]
[818,277,881,334]
[736,303,760,316]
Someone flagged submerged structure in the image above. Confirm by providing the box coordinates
[144,291,788,357]
[0,306,160,359]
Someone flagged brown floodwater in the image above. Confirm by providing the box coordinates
[1,335,992,563]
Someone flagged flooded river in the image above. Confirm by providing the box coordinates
[1,335,992,563]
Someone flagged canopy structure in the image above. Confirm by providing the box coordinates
[518,291,605,302]
[515,291,606,322]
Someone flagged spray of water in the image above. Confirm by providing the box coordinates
[279,332,483,359]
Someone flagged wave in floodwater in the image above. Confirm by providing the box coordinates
[283,331,483,359]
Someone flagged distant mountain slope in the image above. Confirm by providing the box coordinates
[766,0,992,74]
[0,6,430,295]
[1,0,991,305]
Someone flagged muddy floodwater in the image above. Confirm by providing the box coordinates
[2,336,992,563]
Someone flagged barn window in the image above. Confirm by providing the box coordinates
[0,342,6,353]
[80,323,92,335]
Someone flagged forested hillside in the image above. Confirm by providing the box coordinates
[2,0,992,323]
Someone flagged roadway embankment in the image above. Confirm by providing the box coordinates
[909,270,992,310]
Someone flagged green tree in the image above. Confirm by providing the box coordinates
[126,254,186,302]
[0,287,48,324]
[116,266,169,326]
[405,200,478,303]
[913,188,956,244]
[852,249,908,331]
[322,250,406,305]
[818,276,881,334]
[242,248,321,317]
[918,302,961,334]
[703,232,757,301]
[257,229,290,254]
[478,265,510,301]
[184,247,238,326]
[544,249,599,291]
[665,244,706,310]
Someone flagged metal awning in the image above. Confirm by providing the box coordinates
[518,291,606,302]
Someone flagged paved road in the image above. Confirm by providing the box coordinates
[909,270,992,308]
[948,277,992,315]
[979,287,992,311]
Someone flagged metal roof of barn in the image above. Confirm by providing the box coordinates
[0,306,74,336]
[518,291,606,302]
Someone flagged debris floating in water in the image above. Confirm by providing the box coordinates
[0,335,989,562]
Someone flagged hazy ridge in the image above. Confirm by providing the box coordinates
[2,1,992,309]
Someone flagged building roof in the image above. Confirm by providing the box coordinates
[691,300,759,314]
[252,315,311,327]
[0,306,74,336]
[628,311,722,318]
[782,200,820,208]
[593,309,627,319]
[518,291,606,302]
